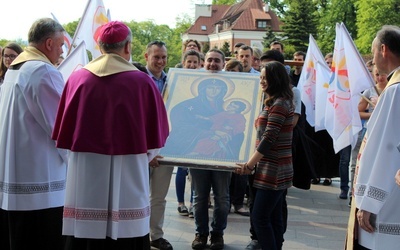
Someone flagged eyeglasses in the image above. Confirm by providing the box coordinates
[3,54,18,60]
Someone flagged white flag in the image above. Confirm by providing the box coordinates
[70,0,109,59]
[324,23,374,153]
[51,13,73,59]
[297,34,329,127]
[314,60,331,131]
[58,41,89,83]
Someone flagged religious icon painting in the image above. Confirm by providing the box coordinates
[159,68,262,171]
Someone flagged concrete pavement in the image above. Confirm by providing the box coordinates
[158,170,349,250]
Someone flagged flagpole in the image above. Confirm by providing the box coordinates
[67,0,91,56]
[359,94,375,107]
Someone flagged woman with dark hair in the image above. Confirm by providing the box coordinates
[0,42,23,83]
[236,61,294,250]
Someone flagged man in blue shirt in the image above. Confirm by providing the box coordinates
[145,40,173,250]
[146,41,168,93]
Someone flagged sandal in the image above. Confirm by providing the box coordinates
[322,179,332,186]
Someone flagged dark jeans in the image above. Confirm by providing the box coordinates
[248,174,287,241]
[339,145,351,192]
[248,174,258,240]
[252,188,285,250]
[191,169,231,235]
[229,173,247,208]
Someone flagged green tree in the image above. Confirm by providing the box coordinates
[262,26,278,49]
[268,0,289,18]
[0,39,27,48]
[174,13,194,54]
[64,20,79,38]
[175,14,193,36]
[317,0,357,55]
[281,0,318,52]
[61,18,190,69]
[220,41,231,57]
[169,14,194,68]
[126,20,176,69]
[355,0,400,54]
[202,42,210,54]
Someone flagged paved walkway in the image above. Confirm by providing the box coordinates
[159,170,350,250]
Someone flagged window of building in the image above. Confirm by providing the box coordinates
[201,25,207,31]
[257,20,267,28]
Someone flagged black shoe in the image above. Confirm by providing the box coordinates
[311,178,320,184]
[192,233,208,249]
[151,238,173,250]
[322,179,332,186]
[339,190,348,200]
[177,205,189,216]
[348,197,352,207]
[210,232,224,250]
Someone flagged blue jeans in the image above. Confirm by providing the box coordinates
[175,167,193,204]
[252,188,285,250]
[190,169,231,235]
[339,145,351,192]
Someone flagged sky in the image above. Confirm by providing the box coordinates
[0,0,212,41]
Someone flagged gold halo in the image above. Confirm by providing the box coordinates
[223,98,252,114]
[190,75,235,99]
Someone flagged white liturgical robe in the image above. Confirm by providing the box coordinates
[355,69,400,249]
[0,60,67,211]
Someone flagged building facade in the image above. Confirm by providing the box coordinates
[182,0,282,53]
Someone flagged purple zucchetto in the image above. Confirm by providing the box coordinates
[97,21,129,44]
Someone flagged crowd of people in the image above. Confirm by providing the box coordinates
[0,17,399,250]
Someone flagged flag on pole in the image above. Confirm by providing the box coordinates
[314,60,331,131]
[51,13,73,59]
[297,34,330,128]
[58,41,89,83]
[70,0,109,59]
[324,23,374,153]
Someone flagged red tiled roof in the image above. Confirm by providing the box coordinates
[186,5,230,35]
[251,8,271,20]
[185,0,281,35]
